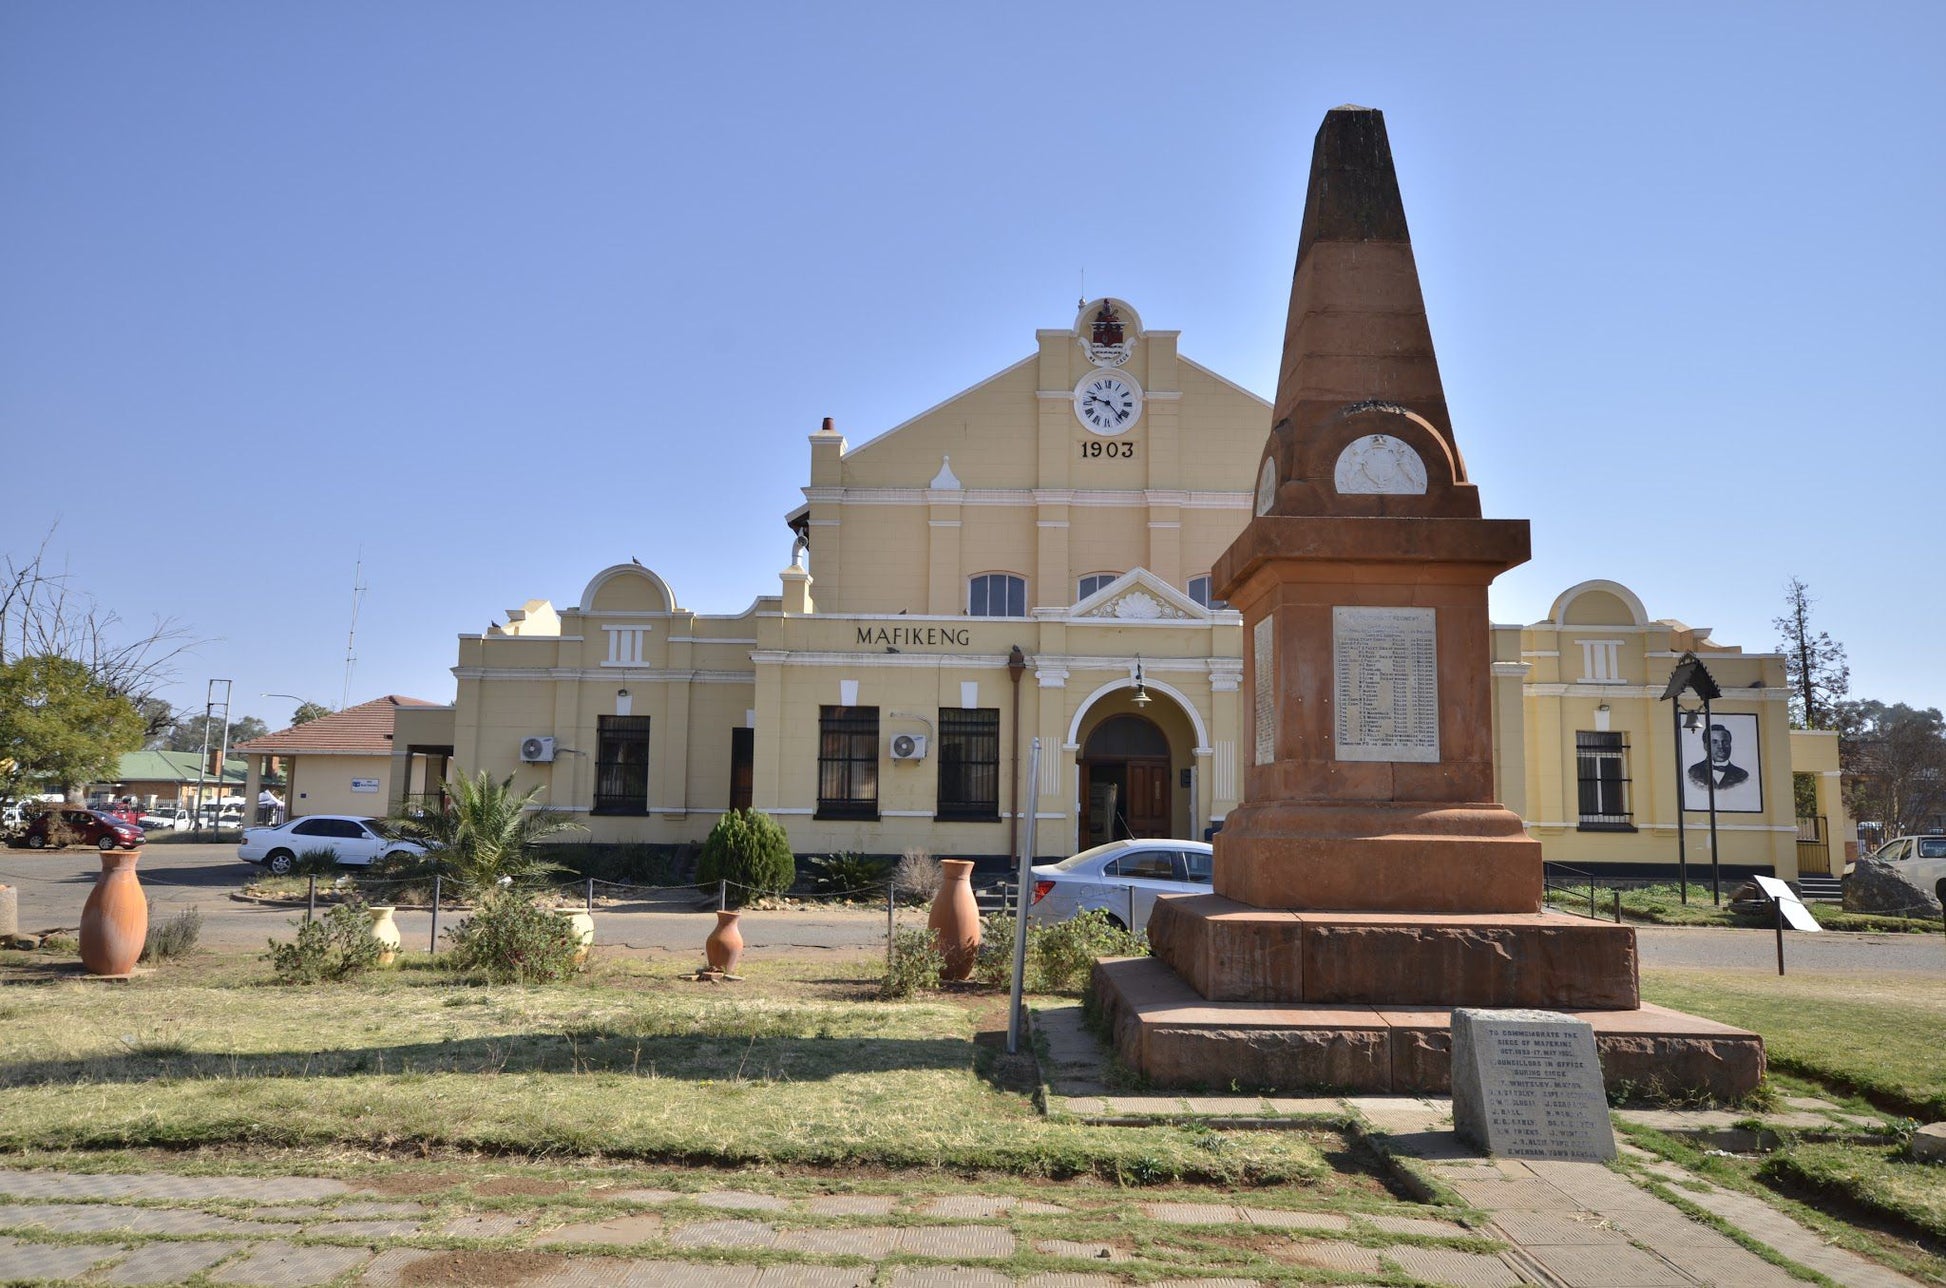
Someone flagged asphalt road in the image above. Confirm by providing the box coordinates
[0,842,894,957]
[5,843,1941,976]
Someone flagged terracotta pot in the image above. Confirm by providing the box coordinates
[928,858,981,981]
[705,909,743,974]
[367,905,402,966]
[80,847,148,976]
[558,909,595,964]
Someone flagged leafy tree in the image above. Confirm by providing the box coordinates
[0,655,146,799]
[1837,700,1946,838]
[1773,577,1850,730]
[162,713,267,754]
[290,701,333,726]
[388,769,581,899]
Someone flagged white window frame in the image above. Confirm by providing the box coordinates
[1076,572,1121,602]
[968,572,1026,618]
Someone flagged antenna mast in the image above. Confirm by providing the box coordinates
[341,551,366,708]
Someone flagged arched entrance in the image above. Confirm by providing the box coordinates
[1079,713,1172,846]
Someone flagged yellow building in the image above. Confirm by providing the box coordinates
[1491,579,1851,882]
[404,302,1845,881]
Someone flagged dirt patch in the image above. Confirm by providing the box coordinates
[355,1172,466,1196]
[398,1250,569,1286]
[473,1177,576,1197]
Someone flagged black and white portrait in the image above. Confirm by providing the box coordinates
[1679,712,1762,813]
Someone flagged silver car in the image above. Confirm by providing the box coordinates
[1027,839,1214,933]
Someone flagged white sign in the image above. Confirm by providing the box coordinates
[1333,606,1439,763]
[1753,874,1822,932]
[349,778,380,794]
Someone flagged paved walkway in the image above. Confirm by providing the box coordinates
[1033,1003,1924,1288]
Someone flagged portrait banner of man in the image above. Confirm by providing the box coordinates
[1679,712,1763,813]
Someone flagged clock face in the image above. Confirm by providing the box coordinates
[1074,373,1142,435]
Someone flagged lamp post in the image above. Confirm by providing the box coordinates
[1660,652,1724,906]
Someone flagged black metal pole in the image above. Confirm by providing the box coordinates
[429,874,441,953]
[1703,696,1721,906]
[1775,898,1786,976]
[1672,699,1689,905]
[307,875,316,924]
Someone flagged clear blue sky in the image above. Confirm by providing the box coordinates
[4,2,1941,727]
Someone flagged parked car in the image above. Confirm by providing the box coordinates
[19,808,146,851]
[1862,834,1946,903]
[139,806,193,832]
[237,815,429,875]
[1027,838,1214,933]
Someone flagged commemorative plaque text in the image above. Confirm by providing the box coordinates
[1450,1009,1616,1162]
[1332,606,1438,763]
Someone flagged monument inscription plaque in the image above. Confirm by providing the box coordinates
[1253,617,1276,765]
[1450,1008,1616,1161]
[1332,606,1438,763]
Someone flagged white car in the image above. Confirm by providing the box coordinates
[139,806,192,832]
[237,815,427,875]
[1027,839,1214,933]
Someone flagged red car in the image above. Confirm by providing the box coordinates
[20,808,145,851]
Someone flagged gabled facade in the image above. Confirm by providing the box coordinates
[414,303,1842,881]
[433,300,1264,859]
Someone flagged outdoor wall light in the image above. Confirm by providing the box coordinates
[1131,657,1152,708]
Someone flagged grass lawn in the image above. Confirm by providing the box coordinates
[1638,965,1946,1278]
[1641,968,1946,1120]
[0,948,1339,1190]
[1547,883,1939,934]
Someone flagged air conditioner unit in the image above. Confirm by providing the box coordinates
[889,733,928,762]
[518,736,557,764]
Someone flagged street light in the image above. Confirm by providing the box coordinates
[1660,652,1723,906]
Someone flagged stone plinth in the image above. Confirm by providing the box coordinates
[1212,801,1542,914]
[1148,894,1638,1008]
[1094,957,1764,1099]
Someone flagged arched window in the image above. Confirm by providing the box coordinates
[1077,572,1121,602]
[1188,574,1227,610]
[968,573,1026,618]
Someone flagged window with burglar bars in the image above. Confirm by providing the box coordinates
[937,708,1000,821]
[1575,730,1632,830]
[817,706,879,820]
[593,715,651,814]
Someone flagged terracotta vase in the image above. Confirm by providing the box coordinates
[80,847,148,977]
[928,858,981,981]
[558,909,596,964]
[705,909,743,974]
[367,905,402,966]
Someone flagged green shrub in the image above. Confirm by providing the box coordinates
[291,847,341,877]
[265,902,382,984]
[1031,909,1149,992]
[973,911,1019,987]
[139,908,202,964]
[807,852,891,896]
[695,809,796,906]
[442,892,582,984]
[880,926,946,999]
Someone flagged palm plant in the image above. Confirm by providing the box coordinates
[389,770,581,900]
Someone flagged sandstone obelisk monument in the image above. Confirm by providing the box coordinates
[1095,107,1762,1097]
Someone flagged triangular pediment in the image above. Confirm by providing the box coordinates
[1068,569,1207,622]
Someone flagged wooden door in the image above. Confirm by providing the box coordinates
[1126,760,1171,838]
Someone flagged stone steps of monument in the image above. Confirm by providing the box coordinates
[1794,875,1843,902]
